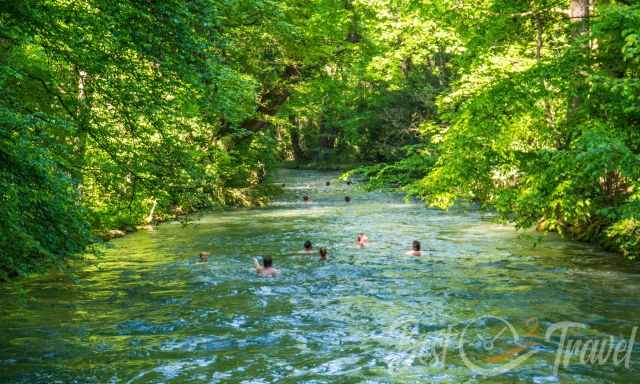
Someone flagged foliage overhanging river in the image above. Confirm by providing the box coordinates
[1,169,639,383]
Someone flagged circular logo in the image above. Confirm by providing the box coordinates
[458,315,538,376]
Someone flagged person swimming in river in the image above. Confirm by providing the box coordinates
[254,256,279,276]
[356,233,369,247]
[303,195,311,202]
[407,240,421,256]
[198,251,209,262]
[303,240,313,253]
[325,181,331,186]
[319,247,328,260]
[344,196,351,203]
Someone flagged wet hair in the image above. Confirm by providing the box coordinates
[304,240,312,250]
[412,240,421,251]
[344,196,351,203]
[262,255,273,268]
[325,181,330,186]
[346,180,352,185]
[303,195,310,202]
[319,247,328,259]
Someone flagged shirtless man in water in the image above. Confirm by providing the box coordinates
[254,256,279,277]
[319,247,328,260]
[356,233,369,247]
[303,240,313,254]
[406,240,421,256]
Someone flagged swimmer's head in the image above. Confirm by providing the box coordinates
[325,181,330,186]
[319,247,328,260]
[199,251,209,262]
[412,240,421,251]
[304,240,312,250]
[262,255,273,268]
[344,196,351,203]
[303,195,310,202]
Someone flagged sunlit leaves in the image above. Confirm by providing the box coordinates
[353,1,640,258]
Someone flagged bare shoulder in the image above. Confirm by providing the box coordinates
[258,268,280,277]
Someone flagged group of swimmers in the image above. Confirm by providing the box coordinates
[198,179,423,276]
[198,235,423,277]
[250,236,423,276]
[302,179,353,203]
[303,195,351,203]
[303,240,328,260]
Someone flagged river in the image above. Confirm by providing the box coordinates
[1,169,639,383]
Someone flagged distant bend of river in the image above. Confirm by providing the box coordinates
[1,169,639,383]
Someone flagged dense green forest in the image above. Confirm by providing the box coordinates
[1,0,639,279]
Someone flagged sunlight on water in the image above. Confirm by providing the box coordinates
[1,169,639,383]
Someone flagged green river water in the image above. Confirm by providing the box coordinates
[1,169,639,383]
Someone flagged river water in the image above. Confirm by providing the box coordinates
[1,169,639,383]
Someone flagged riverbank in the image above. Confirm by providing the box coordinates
[0,180,284,283]
[96,182,284,241]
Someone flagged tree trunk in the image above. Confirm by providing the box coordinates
[535,14,555,129]
[319,119,337,150]
[570,0,589,36]
[345,0,360,43]
[144,199,157,224]
[563,0,590,148]
[289,117,306,162]
[74,68,89,197]
[535,14,543,62]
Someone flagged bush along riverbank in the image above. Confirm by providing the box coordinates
[96,181,284,240]
[0,158,282,282]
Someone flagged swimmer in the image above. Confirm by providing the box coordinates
[254,256,279,276]
[325,181,331,186]
[344,196,351,203]
[303,240,313,253]
[346,180,352,185]
[303,195,311,202]
[356,233,369,247]
[199,251,209,262]
[319,247,328,260]
[407,240,421,256]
